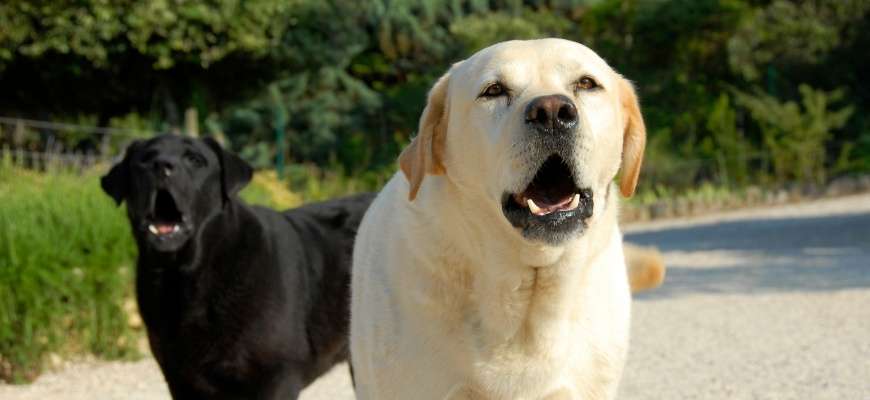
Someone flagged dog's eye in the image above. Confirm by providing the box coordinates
[479,82,507,98]
[574,76,600,91]
[183,152,206,168]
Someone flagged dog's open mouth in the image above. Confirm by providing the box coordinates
[147,189,184,237]
[512,155,588,216]
[502,154,593,242]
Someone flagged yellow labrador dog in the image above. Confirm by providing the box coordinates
[351,38,649,400]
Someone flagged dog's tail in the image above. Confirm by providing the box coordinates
[624,243,666,293]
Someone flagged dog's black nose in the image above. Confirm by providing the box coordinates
[152,158,177,177]
[525,94,578,135]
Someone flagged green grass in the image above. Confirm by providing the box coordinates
[625,181,738,208]
[0,160,139,382]
[283,163,392,203]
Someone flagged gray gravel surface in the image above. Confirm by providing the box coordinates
[2,193,868,399]
[620,193,870,399]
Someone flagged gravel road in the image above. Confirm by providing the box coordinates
[2,193,868,399]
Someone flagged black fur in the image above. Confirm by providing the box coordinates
[102,135,373,399]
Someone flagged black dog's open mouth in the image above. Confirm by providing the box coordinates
[147,189,185,237]
[502,154,593,242]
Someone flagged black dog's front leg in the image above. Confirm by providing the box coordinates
[165,379,212,400]
[260,369,303,400]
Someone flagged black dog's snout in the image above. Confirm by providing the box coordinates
[152,157,177,177]
[525,94,578,135]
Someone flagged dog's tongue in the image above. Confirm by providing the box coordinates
[528,191,574,208]
[513,191,578,216]
[513,176,579,215]
[156,224,175,235]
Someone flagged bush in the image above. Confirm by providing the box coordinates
[283,163,392,203]
[734,84,854,184]
[241,170,304,209]
[0,160,139,382]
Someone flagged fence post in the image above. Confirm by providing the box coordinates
[14,119,25,146]
[269,85,287,179]
[100,134,111,163]
[185,108,199,137]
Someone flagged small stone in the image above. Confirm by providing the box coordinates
[673,198,690,217]
[745,186,763,205]
[826,176,858,197]
[801,183,822,198]
[649,202,671,219]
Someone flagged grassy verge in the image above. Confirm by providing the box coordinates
[622,177,870,222]
[0,161,139,382]
[282,163,391,203]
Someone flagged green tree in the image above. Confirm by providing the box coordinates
[704,94,751,186]
[0,0,294,123]
[735,85,854,184]
[2,0,869,186]
[728,0,870,82]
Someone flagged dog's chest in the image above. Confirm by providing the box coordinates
[142,285,285,381]
[453,266,627,399]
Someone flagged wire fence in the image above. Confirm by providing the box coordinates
[0,113,724,190]
[0,116,158,171]
[0,117,151,137]
[1,115,860,188]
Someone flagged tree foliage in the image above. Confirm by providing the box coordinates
[1,0,868,189]
[735,85,854,183]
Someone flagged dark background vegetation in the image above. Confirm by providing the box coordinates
[1,0,869,384]
[2,0,868,193]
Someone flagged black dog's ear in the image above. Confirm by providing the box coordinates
[101,140,142,205]
[203,137,253,200]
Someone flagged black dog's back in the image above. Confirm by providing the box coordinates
[251,192,375,383]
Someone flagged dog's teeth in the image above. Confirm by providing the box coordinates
[148,224,159,235]
[527,198,543,215]
[172,225,180,233]
[567,193,580,210]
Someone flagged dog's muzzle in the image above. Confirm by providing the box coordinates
[502,154,593,244]
[137,186,193,252]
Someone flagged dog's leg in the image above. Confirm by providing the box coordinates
[263,370,303,400]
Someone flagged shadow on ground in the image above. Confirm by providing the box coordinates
[626,212,870,299]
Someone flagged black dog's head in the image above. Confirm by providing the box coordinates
[101,135,253,253]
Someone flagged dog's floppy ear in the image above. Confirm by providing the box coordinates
[101,140,141,205]
[203,137,253,200]
[399,71,450,201]
[618,77,646,197]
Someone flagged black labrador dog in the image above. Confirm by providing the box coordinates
[101,134,373,399]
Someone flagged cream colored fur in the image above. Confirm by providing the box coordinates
[351,39,651,400]
[624,244,666,293]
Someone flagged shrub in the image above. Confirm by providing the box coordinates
[283,163,391,203]
[0,161,139,382]
[734,84,854,184]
